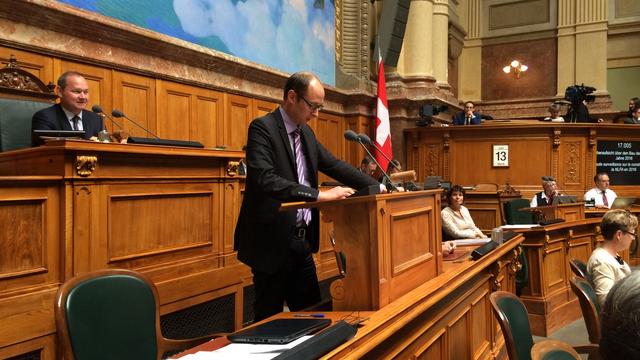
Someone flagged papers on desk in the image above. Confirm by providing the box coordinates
[453,238,491,246]
[172,336,312,360]
[500,224,539,229]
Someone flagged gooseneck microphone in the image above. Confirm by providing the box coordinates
[92,105,123,130]
[111,109,159,139]
[357,133,401,172]
[343,130,398,192]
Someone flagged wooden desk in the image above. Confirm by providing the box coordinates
[514,219,606,336]
[0,140,249,358]
[176,236,524,359]
[284,190,443,311]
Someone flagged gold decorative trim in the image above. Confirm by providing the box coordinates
[543,234,551,256]
[227,161,239,177]
[490,262,502,291]
[508,247,523,274]
[553,128,561,148]
[75,155,97,177]
[498,183,521,196]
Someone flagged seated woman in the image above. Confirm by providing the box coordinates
[441,185,487,240]
[587,209,637,306]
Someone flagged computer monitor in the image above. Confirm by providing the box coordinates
[611,197,637,209]
[552,195,577,205]
[423,176,442,190]
[32,130,85,145]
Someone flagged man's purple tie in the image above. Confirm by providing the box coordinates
[292,127,311,225]
[602,191,608,207]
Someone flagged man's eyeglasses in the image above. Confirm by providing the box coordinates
[623,230,637,240]
[297,92,324,112]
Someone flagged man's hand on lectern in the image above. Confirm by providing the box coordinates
[318,186,355,201]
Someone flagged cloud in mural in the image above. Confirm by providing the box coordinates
[173,0,335,84]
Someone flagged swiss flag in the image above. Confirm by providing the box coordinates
[375,54,392,172]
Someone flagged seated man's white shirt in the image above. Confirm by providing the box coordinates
[584,188,617,208]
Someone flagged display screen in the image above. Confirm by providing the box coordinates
[596,141,640,185]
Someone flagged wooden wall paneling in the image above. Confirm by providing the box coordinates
[0,334,56,360]
[0,46,54,85]
[156,80,223,147]
[252,98,278,120]
[311,111,344,184]
[0,182,60,351]
[224,94,251,150]
[57,60,112,120]
[112,71,156,137]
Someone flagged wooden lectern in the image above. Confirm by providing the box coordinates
[282,190,442,311]
[521,202,585,222]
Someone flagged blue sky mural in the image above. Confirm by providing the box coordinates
[59,0,336,85]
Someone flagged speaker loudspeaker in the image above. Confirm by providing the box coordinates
[374,0,411,68]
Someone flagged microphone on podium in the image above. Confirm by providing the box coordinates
[92,105,123,130]
[357,133,401,172]
[343,130,398,192]
[111,109,159,139]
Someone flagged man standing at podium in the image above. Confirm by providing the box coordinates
[32,71,103,140]
[234,72,382,321]
[584,172,617,208]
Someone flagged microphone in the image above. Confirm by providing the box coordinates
[357,133,401,172]
[111,109,159,138]
[343,130,398,192]
[92,105,123,130]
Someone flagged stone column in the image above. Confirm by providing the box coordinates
[457,0,482,101]
[432,0,450,87]
[401,0,434,77]
[557,0,608,95]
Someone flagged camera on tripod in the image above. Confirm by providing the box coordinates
[564,84,596,104]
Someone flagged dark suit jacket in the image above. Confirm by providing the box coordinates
[452,111,482,125]
[234,108,379,274]
[32,104,103,139]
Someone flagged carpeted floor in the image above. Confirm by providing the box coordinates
[533,318,591,359]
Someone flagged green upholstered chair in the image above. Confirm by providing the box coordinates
[504,198,534,225]
[0,98,51,151]
[490,291,598,360]
[569,276,601,344]
[490,291,535,360]
[531,339,580,360]
[55,269,220,360]
[568,258,590,282]
[0,55,57,151]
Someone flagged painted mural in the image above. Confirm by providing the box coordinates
[59,0,336,85]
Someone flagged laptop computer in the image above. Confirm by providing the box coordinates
[228,318,331,344]
[33,130,85,145]
[611,197,637,209]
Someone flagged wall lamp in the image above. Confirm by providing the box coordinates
[502,60,528,79]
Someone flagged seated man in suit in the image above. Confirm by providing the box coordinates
[625,105,640,124]
[530,176,561,207]
[32,71,103,140]
[452,101,482,125]
[584,171,617,208]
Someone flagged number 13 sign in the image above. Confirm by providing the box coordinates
[492,145,509,167]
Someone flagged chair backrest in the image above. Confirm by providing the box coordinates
[531,339,580,360]
[568,258,589,281]
[504,198,534,225]
[0,98,51,151]
[0,54,56,152]
[568,276,601,344]
[490,291,534,360]
[55,269,161,360]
